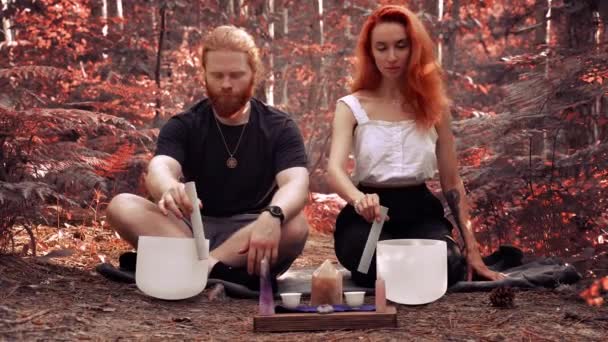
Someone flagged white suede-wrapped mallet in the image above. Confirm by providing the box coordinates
[357,206,389,274]
[184,182,208,260]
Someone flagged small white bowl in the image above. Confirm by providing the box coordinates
[280,292,302,309]
[344,291,365,307]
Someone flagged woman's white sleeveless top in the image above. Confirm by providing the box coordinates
[337,94,438,187]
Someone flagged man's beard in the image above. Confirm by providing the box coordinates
[207,82,254,118]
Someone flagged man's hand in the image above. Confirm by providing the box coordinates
[239,213,282,275]
[157,182,202,219]
[465,249,506,281]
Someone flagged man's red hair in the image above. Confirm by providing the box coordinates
[202,25,262,90]
[351,5,448,128]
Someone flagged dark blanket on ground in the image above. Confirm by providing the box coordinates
[448,256,582,292]
[279,246,582,295]
[97,246,582,298]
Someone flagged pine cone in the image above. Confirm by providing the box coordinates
[489,286,515,308]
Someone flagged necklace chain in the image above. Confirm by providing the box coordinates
[212,103,249,168]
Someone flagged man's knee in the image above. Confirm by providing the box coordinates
[106,193,141,227]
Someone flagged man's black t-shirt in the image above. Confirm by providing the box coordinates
[155,98,308,217]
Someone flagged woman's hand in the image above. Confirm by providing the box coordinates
[465,249,506,281]
[353,193,388,223]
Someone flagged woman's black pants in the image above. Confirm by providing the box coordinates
[334,184,467,288]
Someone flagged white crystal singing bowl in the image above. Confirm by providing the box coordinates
[136,236,208,300]
[376,239,447,305]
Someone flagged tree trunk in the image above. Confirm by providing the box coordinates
[599,0,608,43]
[535,0,547,45]
[545,0,553,78]
[280,6,289,106]
[250,1,267,102]
[234,0,247,18]
[1,0,13,44]
[591,6,603,142]
[543,130,551,162]
[102,0,108,36]
[219,0,234,18]
[266,0,275,106]
[308,0,326,111]
[445,0,459,70]
[342,0,354,41]
[437,0,444,65]
[592,95,601,143]
[420,0,440,61]
[601,96,608,140]
[560,0,595,49]
[116,0,124,31]
[422,0,438,18]
[153,4,167,127]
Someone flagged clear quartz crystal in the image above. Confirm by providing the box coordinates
[258,258,275,316]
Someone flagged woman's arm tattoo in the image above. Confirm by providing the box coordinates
[445,189,463,231]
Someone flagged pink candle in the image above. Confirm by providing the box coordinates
[375,278,386,312]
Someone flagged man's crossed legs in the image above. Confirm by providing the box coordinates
[105,193,308,292]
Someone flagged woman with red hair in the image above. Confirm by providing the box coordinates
[327,5,504,287]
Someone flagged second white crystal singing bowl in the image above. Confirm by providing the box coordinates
[376,239,447,305]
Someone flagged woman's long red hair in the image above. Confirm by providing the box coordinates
[351,5,448,128]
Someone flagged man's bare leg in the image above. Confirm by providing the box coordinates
[106,193,308,276]
[106,193,192,247]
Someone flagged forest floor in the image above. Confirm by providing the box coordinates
[1,225,607,341]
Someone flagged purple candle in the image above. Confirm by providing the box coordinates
[258,258,275,316]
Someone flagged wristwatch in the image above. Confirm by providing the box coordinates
[263,205,285,224]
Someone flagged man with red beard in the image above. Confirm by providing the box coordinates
[104,26,309,294]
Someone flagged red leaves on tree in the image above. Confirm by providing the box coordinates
[580,276,608,306]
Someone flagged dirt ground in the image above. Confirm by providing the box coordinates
[1,227,607,341]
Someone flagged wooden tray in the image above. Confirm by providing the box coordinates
[253,306,397,332]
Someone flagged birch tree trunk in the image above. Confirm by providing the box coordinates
[281,5,289,106]
[102,0,108,36]
[309,0,326,111]
[437,0,444,65]
[153,4,167,127]
[116,0,124,31]
[592,95,601,142]
[591,7,603,143]
[250,1,267,102]
[545,0,552,78]
[265,0,275,106]
[343,0,354,41]
[541,1,553,161]
[1,0,12,44]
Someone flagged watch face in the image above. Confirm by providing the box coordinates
[270,206,281,215]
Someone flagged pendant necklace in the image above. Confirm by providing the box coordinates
[212,104,249,169]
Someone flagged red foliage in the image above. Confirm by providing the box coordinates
[304,193,346,235]
[580,276,608,306]
[461,147,490,167]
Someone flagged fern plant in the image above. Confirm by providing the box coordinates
[0,105,155,254]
